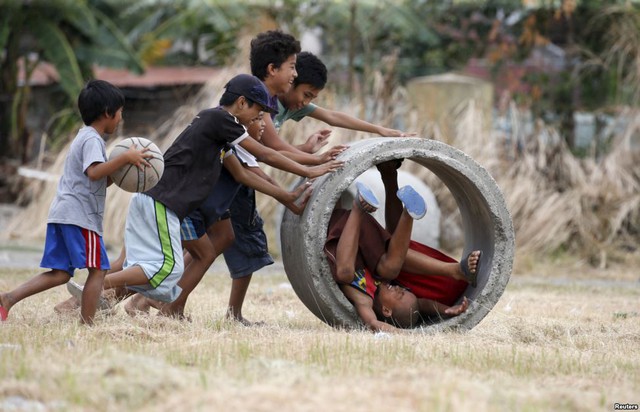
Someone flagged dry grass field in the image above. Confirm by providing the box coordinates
[1,256,638,412]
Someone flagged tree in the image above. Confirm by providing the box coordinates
[108,0,246,67]
[0,0,143,162]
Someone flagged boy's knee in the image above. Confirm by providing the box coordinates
[334,267,355,284]
[376,260,401,281]
[219,231,235,251]
[198,250,216,267]
[52,270,72,284]
[208,224,235,253]
[187,243,216,266]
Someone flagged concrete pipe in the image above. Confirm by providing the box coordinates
[280,137,514,332]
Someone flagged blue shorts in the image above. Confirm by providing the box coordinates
[181,210,232,241]
[181,168,239,241]
[222,185,273,278]
[40,223,110,275]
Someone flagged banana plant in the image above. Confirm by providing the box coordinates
[0,0,143,161]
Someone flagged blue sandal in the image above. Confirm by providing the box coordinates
[355,182,380,212]
[397,185,426,219]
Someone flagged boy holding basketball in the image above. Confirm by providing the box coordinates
[0,79,151,325]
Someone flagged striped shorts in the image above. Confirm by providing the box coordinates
[40,223,110,275]
[122,193,183,303]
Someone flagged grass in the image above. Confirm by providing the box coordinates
[1,262,638,412]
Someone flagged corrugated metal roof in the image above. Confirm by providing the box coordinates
[22,61,220,88]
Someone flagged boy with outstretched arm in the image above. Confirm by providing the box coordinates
[0,80,151,325]
[274,51,415,149]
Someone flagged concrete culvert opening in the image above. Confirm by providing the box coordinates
[280,138,514,332]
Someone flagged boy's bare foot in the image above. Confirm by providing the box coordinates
[124,294,151,317]
[240,318,266,327]
[157,304,191,321]
[458,250,482,287]
[225,313,265,326]
[54,297,80,314]
[158,310,192,322]
[444,296,470,316]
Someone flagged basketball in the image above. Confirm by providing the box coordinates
[108,137,164,192]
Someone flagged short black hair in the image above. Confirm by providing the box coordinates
[294,51,327,89]
[250,30,301,81]
[78,80,124,125]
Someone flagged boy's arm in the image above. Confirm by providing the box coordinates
[340,285,401,333]
[310,106,415,137]
[238,137,343,179]
[86,145,152,181]
[223,155,310,215]
[261,115,345,165]
[297,129,332,153]
[244,162,278,185]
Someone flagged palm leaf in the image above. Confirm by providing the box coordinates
[0,13,13,53]
[58,1,99,39]
[92,8,145,73]
[31,20,84,100]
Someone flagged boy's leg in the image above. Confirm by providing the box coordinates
[377,160,402,233]
[208,218,236,258]
[158,235,216,317]
[102,265,149,289]
[80,268,106,325]
[55,246,126,314]
[226,275,255,324]
[1,269,71,316]
[222,186,273,323]
[401,249,481,282]
[199,219,259,323]
[158,215,234,318]
[376,185,426,280]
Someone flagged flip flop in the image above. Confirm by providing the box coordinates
[460,250,482,288]
[0,305,8,321]
[355,182,380,212]
[397,185,426,220]
[66,281,112,311]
